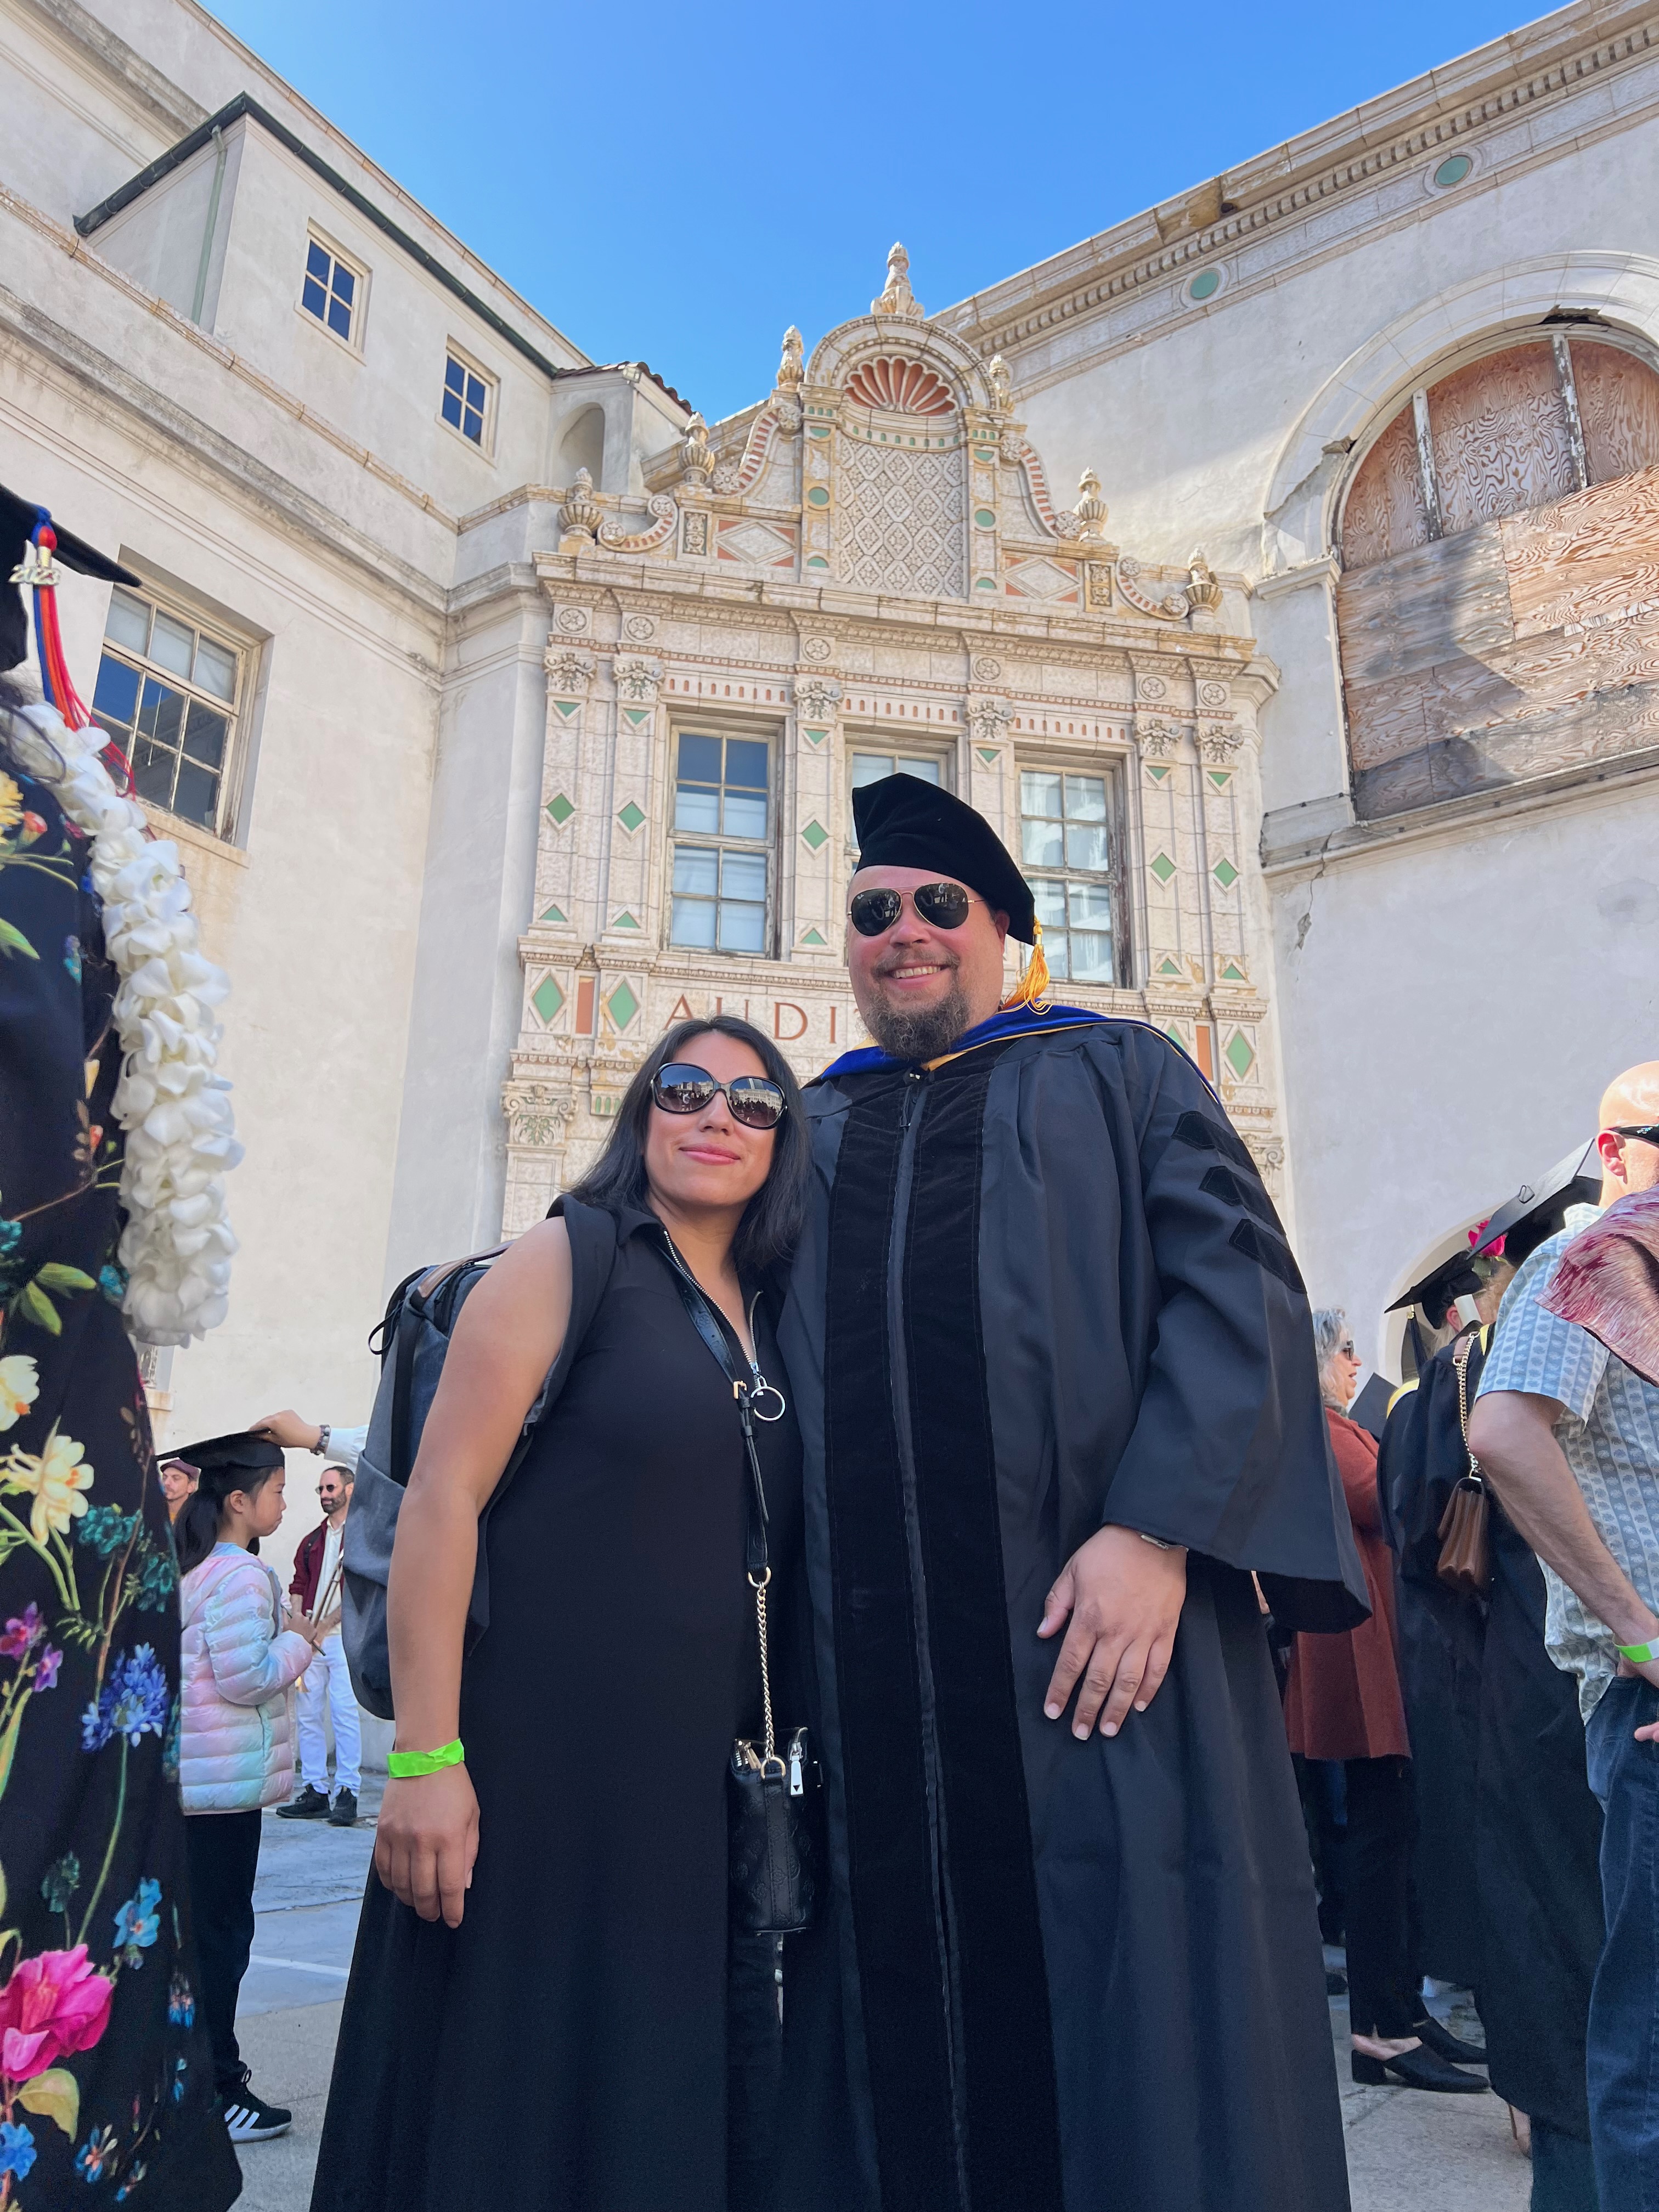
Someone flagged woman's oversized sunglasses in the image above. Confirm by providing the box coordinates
[847,880,982,937]
[651,1063,787,1130]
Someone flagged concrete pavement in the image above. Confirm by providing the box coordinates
[230,1786,1533,2210]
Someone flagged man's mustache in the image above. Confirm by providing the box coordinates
[871,946,960,980]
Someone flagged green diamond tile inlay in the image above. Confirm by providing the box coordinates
[1213,856,1240,889]
[800,819,829,851]
[1226,1031,1255,1079]
[1207,770,1232,789]
[1222,960,1245,980]
[975,747,1000,766]
[539,902,567,924]
[804,727,828,746]
[1166,1025,1186,1048]
[617,800,646,834]
[553,699,579,719]
[1147,764,1171,782]
[530,974,564,1026]
[624,708,650,727]
[800,927,827,947]
[606,980,640,1030]
[1150,852,1177,885]
[546,792,574,826]
[1158,958,1181,977]
[612,911,642,930]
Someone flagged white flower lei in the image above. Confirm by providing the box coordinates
[7,700,241,1346]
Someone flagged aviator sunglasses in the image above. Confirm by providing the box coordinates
[651,1062,787,1130]
[848,880,983,937]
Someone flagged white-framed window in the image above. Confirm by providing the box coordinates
[91,586,243,836]
[670,730,772,954]
[849,746,951,791]
[442,349,495,449]
[1019,766,1118,984]
[301,234,364,346]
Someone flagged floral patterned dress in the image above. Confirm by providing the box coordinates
[0,755,239,2209]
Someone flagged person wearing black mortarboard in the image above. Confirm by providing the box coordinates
[0,489,240,2207]
[1380,1185,1607,2206]
[1374,1250,1504,2024]
[770,775,1367,2212]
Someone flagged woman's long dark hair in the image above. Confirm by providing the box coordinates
[174,1460,279,1577]
[566,1015,809,1278]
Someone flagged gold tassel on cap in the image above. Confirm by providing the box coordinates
[1001,920,1052,1012]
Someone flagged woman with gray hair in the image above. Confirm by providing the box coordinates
[1283,1311,1487,2094]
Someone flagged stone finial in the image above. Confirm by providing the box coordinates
[777,326,805,391]
[560,467,602,546]
[872,241,923,321]
[1074,469,1108,540]
[1185,548,1224,613]
[680,413,715,483]
[985,354,1013,415]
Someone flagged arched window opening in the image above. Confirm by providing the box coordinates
[1335,336,1659,819]
[558,405,606,490]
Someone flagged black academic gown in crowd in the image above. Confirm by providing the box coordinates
[1379,1325,1602,2137]
[1376,1341,1486,1987]
[775,1006,1367,2212]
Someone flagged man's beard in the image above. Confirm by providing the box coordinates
[861,977,974,1063]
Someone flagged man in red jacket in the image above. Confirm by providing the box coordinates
[277,1461,359,1826]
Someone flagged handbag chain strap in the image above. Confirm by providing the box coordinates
[658,1238,788,1772]
[1451,1330,1485,1485]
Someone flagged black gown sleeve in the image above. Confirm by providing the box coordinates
[1091,1027,1369,1630]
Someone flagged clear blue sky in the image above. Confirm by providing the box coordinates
[211,0,1532,423]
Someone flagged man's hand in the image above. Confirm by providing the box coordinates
[251,1409,323,1452]
[375,1764,479,1928]
[1038,1524,1187,1739]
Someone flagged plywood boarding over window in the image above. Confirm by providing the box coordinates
[1337,340,1659,817]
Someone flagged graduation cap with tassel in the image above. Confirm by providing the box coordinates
[849,771,1053,1010]
[1,482,141,781]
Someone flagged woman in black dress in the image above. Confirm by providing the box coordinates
[312,1016,811,2212]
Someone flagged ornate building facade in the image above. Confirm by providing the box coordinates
[499,253,1286,1228]
[7,0,1659,1490]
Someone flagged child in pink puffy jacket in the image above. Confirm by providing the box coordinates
[174,1431,334,2146]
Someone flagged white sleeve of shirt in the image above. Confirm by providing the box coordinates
[324,1423,368,1472]
[1477,1253,1610,1425]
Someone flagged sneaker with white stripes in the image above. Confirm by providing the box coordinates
[222,2073,292,2142]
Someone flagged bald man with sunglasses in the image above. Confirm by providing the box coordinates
[773,775,1365,2212]
[1470,1061,1659,2210]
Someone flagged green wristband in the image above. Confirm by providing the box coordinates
[1617,1642,1659,1666]
[386,1739,464,1779]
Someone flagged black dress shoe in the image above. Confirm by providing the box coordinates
[1412,2013,1487,2066]
[275,1784,331,1821]
[1351,2044,1488,2093]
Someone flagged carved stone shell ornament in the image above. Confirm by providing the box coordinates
[844,357,956,416]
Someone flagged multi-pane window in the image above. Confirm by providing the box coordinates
[442,353,492,446]
[850,749,947,789]
[92,589,240,833]
[301,238,359,343]
[670,732,770,953]
[1019,769,1116,984]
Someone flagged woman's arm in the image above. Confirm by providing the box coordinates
[374,1218,574,1929]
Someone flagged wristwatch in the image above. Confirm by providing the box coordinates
[309,1423,330,1458]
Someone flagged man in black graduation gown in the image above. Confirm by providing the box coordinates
[777,776,1367,2212]
[1375,1253,1495,2001]
[1381,1203,1605,2202]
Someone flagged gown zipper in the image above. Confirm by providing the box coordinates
[887,1067,972,2206]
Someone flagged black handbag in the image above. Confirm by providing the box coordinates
[660,1245,825,1938]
